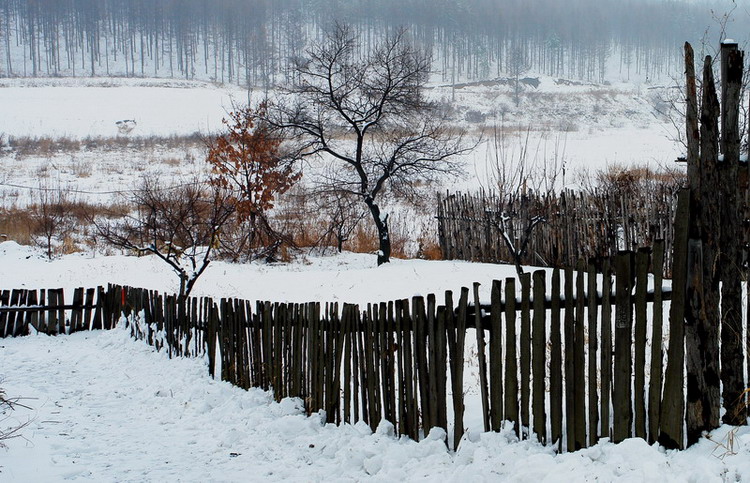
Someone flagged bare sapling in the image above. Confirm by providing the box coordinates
[96,176,234,299]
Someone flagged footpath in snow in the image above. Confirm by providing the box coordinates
[1,325,749,482]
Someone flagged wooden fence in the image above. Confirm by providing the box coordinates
[5,240,713,452]
[437,186,679,275]
[0,286,120,337]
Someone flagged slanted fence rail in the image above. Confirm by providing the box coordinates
[2,240,707,452]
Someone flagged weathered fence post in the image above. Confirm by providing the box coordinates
[613,251,633,444]
[531,270,547,444]
[718,40,746,426]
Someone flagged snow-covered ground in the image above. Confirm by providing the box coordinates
[0,77,248,138]
[1,243,749,482]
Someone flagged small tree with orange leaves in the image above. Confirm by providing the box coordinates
[207,103,301,261]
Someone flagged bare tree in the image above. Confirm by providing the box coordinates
[266,24,470,265]
[97,177,234,299]
[31,183,75,260]
[315,188,368,253]
[482,124,566,275]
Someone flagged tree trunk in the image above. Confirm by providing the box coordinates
[365,197,391,265]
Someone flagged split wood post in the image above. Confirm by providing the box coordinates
[648,240,665,443]
[413,296,430,432]
[659,191,689,449]
[573,260,586,449]
[394,300,406,435]
[531,270,546,444]
[71,287,83,333]
[207,300,218,379]
[434,301,449,437]
[633,247,650,440]
[613,252,633,444]
[503,278,519,438]
[331,304,347,424]
[427,295,439,432]
[0,290,9,337]
[356,305,369,427]
[563,267,576,451]
[400,298,417,439]
[718,40,746,426]
[364,305,380,430]
[450,288,468,449]
[343,305,352,425]
[489,280,504,432]
[519,272,532,438]
[600,259,613,441]
[550,268,563,451]
[92,286,104,330]
[587,260,599,445]
[473,283,491,433]
[263,301,274,391]
[435,298,449,436]
[685,53,721,445]
[396,300,417,440]
[16,290,30,337]
[46,289,58,335]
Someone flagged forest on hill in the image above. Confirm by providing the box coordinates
[0,0,738,86]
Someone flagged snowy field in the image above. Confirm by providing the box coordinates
[1,243,750,482]
[0,77,248,138]
[0,76,682,209]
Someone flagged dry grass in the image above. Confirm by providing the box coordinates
[8,133,206,158]
[0,200,132,250]
[0,209,34,245]
[597,164,686,192]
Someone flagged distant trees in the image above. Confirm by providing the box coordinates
[0,0,724,85]
[267,24,469,265]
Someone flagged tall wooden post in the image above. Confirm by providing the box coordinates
[718,40,747,426]
[685,52,721,446]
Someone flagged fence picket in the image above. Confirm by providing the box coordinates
[532,270,547,444]
[520,273,531,438]
[634,247,650,440]
[649,240,665,444]
[574,260,586,449]
[601,260,613,440]
[474,282,491,433]
[613,252,633,443]
[550,269,563,451]
[489,280,504,432]
[564,267,576,451]
[587,260,599,445]
[504,278,519,438]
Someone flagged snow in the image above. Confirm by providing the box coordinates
[2,243,750,481]
[0,78,247,138]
